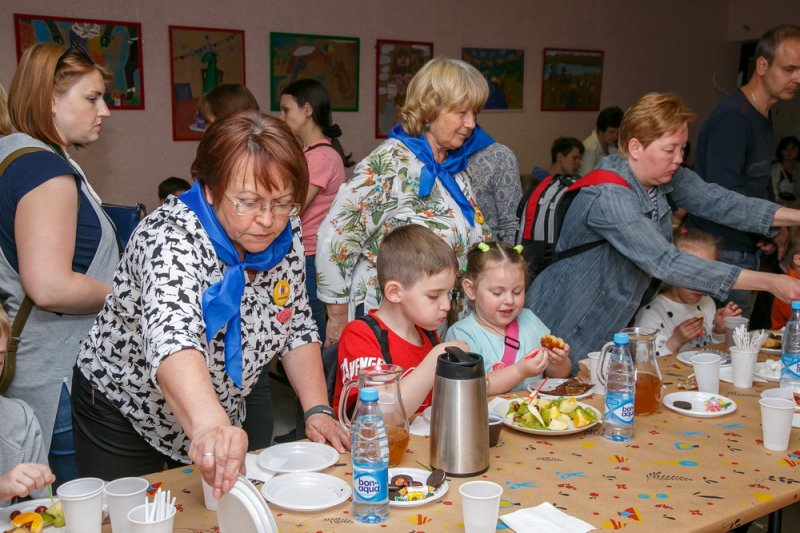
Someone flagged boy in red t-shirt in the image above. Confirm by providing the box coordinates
[333,224,468,416]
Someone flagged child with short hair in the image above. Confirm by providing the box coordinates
[0,307,55,505]
[771,230,800,329]
[333,224,467,415]
[445,241,571,394]
[157,176,191,204]
[634,228,741,356]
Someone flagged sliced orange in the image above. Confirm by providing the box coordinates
[10,511,43,533]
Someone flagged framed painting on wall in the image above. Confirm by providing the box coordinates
[169,25,245,141]
[541,48,603,111]
[461,47,524,110]
[269,32,359,112]
[375,39,433,138]
[14,13,144,109]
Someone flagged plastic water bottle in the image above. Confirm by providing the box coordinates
[351,387,389,523]
[781,301,800,406]
[602,333,635,442]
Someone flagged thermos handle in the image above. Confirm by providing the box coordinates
[596,341,614,388]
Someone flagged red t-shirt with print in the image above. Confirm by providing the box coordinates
[332,310,438,415]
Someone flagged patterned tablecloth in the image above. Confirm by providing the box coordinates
[119,352,800,532]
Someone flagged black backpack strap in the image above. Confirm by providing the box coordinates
[356,315,439,365]
[357,315,392,365]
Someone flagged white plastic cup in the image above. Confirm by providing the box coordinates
[730,347,758,388]
[56,477,105,533]
[459,480,503,533]
[724,316,750,351]
[759,398,796,451]
[201,477,218,511]
[587,351,605,395]
[104,477,150,533]
[691,353,722,394]
[127,502,176,533]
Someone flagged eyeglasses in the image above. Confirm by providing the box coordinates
[224,195,301,217]
[56,41,95,70]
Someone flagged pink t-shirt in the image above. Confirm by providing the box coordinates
[300,141,346,255]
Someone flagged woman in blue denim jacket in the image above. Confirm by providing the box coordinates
[527,93,800,370]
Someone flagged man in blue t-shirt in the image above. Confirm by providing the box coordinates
[687,24,800,318]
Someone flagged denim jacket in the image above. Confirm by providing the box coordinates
[526,154,779,370]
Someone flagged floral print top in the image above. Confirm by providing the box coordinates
[316,138,490,317]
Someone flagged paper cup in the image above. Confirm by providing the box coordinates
[459,480,503,533]
[201,477,218,511]
[488,412,503,447]
[56,477,105,533]
[723,316,749,351]
[587,351,605,395]
[127,502,176,533]
[759,398,796,451]
[730,347,758,388]
[104,477,150,533]
[691,353,721,394]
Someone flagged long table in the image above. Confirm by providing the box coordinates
[124,352,800,532]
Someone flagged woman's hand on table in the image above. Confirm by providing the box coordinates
[189,424,248,498]
[305,413,351,452]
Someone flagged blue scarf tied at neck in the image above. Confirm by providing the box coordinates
[180,181,293,388]
[388,123,495,225]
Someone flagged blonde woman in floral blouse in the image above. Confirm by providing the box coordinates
[316,58,494,345]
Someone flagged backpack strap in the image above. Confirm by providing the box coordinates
[520,174,557,240]
[500,318,520,368]
[0,296,33,393]
[357,314,439,365]
[357,315,393,365]
[0,147,47,392]
[553,169,631,262]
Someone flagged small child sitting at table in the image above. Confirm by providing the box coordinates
[771,232,800,330]
[0,307,55,505]
[445,241,571,394]
[332,224,467,416]
[634,228,741,356]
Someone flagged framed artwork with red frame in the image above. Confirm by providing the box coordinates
[169,25,245,141]
[375,39,433,138]
[14,13,144,109]
[541,48,603,111]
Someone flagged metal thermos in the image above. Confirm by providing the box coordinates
[430,346,489,477]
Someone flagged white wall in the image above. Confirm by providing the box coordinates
[0,0,796,210]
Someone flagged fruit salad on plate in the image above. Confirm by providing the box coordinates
[506,396,598,431]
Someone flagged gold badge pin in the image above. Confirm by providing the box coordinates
[273,280,291,306]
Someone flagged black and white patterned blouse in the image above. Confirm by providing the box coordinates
[77,197,319,462]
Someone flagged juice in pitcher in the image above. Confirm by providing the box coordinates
[634,372,662,415]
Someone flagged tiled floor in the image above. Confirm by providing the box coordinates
[268,374,799,531]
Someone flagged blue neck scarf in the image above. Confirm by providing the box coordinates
[388,124,495,225]
[180,181,293,388]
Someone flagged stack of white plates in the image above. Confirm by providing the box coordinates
[217,476,278,533]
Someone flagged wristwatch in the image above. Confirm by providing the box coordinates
[303,404,336,423]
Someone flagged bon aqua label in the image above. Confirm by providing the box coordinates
[354,470,388,501]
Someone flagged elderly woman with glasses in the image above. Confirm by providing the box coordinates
[72,110,348,497]
[0,43,119,487]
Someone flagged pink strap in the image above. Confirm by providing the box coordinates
[499,319,520,368]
